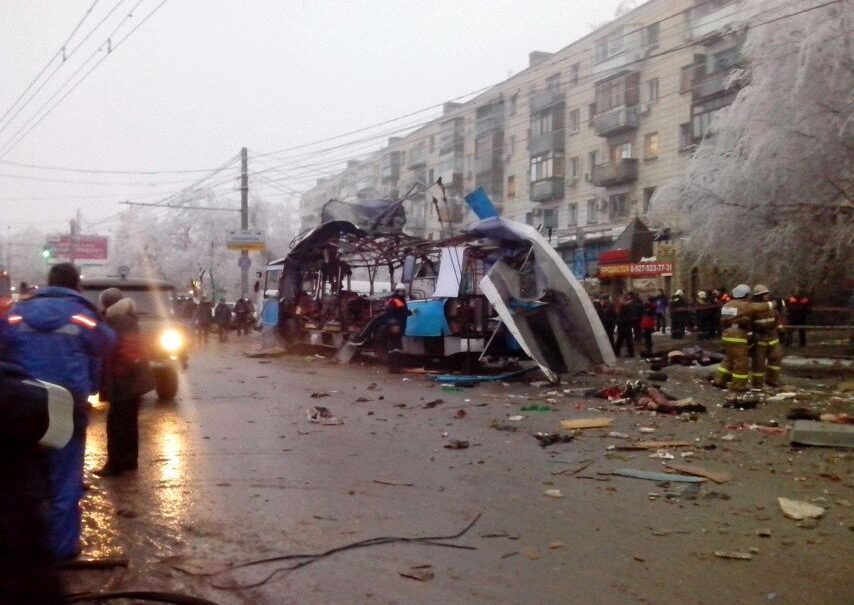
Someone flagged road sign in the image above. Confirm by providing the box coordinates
[46,234,108,264]
[238,255,251,270]
[227,229,265,251]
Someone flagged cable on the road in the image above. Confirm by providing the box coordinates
[205,512,482,590]
[67,591,223,605]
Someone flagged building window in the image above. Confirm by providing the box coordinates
[609,194,629,220]
[569,109,580,134]
[509,135,516,156]
[680,65,694,93]
[570,62,580,85]
[567,203,578,226]
[530,152,564,181]
[543,208,558,229]
[569,156,580,179]
[594,40,608,63]
[507,175,516,198]
[645,78,659,102]
[609,142,632,162]
[643,22,659,47]
[587,199,598,224]
[679,123,694,150]
[531,111,553,137]
[644,133,659,159]
[546,74,560,92]
[594,73,640,114]
[643,187,657,214]
[429,135,435,153]
[692,111,715,140]
[608,27,624,55]
[714,47,740,72]
[525,212,535,226]
[428,168,435,183]
[588,103,596,125]
[509,94,518,116]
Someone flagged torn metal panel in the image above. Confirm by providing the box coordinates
[472,217,616,380]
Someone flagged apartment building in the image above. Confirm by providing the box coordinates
[299,0,748,291]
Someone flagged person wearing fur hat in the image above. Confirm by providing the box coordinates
[95,288,153,478]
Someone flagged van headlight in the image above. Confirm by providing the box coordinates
[160,329,184,352]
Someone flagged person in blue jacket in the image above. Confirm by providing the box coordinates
[0,263,115,561]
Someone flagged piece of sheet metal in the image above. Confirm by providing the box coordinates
[474,217,616,381]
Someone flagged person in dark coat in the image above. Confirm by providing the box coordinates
[233,298,252,337]
[0,262,115,561]
[194,298,213,345]
[597,294,617,348]
[0,363,72,604]
[613,294,635,357]
[629,292,644,342]
[95,289,153,478]
[669,289,687,338]
[214,298,233,342]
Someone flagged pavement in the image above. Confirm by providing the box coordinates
[65,334,854,604]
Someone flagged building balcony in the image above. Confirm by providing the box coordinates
[592,159,638,187]
[688,1,741,41]
[408,148,427,170]
[475,115,503,136]
[530,89,564,114]
[529,130,565,155]
[531,177,565,202]
[380,164,399,183]
[474,154,501,174]
[692,70,731,101]
[593,106,639,137]
[439,133,464,155]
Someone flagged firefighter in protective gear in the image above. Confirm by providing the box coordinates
[712,284,770,391]
[750,284,784,387]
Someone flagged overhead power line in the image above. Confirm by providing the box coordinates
[0,1,127,137]
[0,0,102,129]
[0,0,172,159]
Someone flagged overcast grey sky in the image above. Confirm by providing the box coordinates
[0,0,630,233]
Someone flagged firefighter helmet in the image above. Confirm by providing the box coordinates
[753,284,771,297]
[732,284,751,299]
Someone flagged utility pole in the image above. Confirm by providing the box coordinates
[240,146,249,296]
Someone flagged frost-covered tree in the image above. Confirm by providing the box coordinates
[652,0,853,294]
[109,190,298,298]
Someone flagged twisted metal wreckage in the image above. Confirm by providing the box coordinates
[262,184,615,382]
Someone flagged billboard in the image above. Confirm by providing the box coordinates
[46,234,109,264]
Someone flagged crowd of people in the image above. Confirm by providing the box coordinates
[593,286,812,358]
[176,295,256,345]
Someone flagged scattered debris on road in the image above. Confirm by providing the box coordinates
[777,497,825,520]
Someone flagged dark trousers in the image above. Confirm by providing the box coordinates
[217,325,228,342]
[0,450,65,604]
[782,328,806,347]
[614,328,634,357]
[106,397,139,471]
[603,322,615,348]
[642,329,653,355]
[196,326,209,344]
[656,313,666,333]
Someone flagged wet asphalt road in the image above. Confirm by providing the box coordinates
[68,337,853,605]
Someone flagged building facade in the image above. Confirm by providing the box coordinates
[299,0,749,293]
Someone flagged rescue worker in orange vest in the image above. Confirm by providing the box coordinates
[751,284,784,388]
[712,284,770,391]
